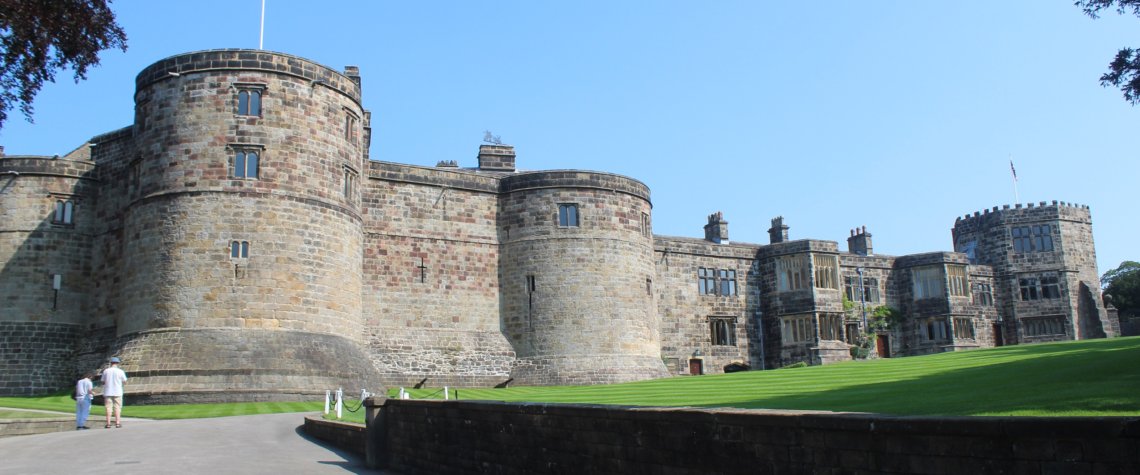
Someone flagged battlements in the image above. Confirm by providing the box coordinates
[135,49,363,104]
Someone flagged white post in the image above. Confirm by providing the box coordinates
[398,387,406,399]
[324,390,330,415]
[335,387,343,419]
[444,386,449,400]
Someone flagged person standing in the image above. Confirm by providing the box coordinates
[74,372,94,430]
[101,357,128,429]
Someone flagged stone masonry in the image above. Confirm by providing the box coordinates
[0,48,1118,400]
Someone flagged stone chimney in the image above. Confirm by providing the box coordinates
[477,144,515,172]
[704,212,729,244]
[848,225,873,256]
[768,216,789,244]
[343,66,361,88]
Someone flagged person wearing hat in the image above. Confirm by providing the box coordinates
[100,357,128,428]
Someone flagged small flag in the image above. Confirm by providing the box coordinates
[1010,160,1018,181]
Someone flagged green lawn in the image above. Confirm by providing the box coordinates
[8,337,1138,424]
[0,409,69,419]
[391,336,1140,419]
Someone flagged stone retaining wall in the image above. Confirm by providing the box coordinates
[363,399,1140,474]
[302,416,365,456]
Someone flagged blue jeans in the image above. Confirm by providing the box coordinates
[75,397,92,427]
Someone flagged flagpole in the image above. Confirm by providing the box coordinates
[259,0,266,50]
[1009,156,1020,204]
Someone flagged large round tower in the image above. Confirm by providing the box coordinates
[0,152,96,395]
[111,49,379,402]
[500,171,669,385]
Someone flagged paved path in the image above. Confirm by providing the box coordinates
[0,412,385,474]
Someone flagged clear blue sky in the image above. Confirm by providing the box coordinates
[2,1,1135,276]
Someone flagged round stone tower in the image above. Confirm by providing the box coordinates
[112,49,379,402]
[0,152,96,395]
[500,171,669,385]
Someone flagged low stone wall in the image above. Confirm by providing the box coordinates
[0,417,76,438]
[364,399,1140,474]
[303,416,365,456]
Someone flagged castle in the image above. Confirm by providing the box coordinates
[0,50,1120,401]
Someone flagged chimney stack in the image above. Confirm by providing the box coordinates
[768,216,789,244]
[704,212,729,244]
[477,144,516,172]
[847,225,873,256]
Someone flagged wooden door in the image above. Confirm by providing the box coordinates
[688,359,703,375]
[876,334,890,358]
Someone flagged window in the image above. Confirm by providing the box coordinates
[818,313,844,341]
[1019,277,1039,300]
[947,265,969,297]
[1024,316,1065,337]
[230,241,249,258]
[558,203,579,227]
[343,167,358,198]
[973,283,994,306]
[526,275,536,293]
[236,88,262,116]
[1012,225,1054,253]
[646,278,652,296]
[344,112,358,143]
[698,267,736,296]
[844,276,880,303]
[921,318,950,341]
[1033,225,1054,252]
[1040,275,1061,299]
[952,317,975,340]
[709,317,737,346]
[781,315,813,344]
[912,266,944,300]
[641,212,651,237]
[233,149,260,179]
[52,200,75,225]
[776,255,809,292]
[1020,274,1061,301]
[813,254,839,290]
[719,269,737,296]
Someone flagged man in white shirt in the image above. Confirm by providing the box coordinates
[75,372,94,430]
[101,357,128,429]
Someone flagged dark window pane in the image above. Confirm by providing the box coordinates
[249,91,260,116]
[247,152,259,178]
[231,241,240,258]
[238,91,249,115]
[235,152,246,178]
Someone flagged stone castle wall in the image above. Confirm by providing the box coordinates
[96,49,380,397]
[652,236,759,374]
[362,161,514,388]
[499,171,669,385]
[953,202,1116,344]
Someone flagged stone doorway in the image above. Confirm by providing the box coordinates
[688,358,704,375]
[876,334,890,358]
[993,323,1004,346]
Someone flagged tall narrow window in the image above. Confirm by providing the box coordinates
[912,266,945,300]
[776,255,809,292]
[973,283,994,306]
[1032,225,1053,252]
[53,200,75,225]
[947,265,969,297]
[237,88,262,116]
[230,241,250,258]
[641,212,651,237]
[709,317,737,346]
[233,149,260,179]
[698,267,715,295]
[558,203,579,227]
[812,254,839,289]
[343,167,358,198]
[344,112,358,143]
[646,278,652,296]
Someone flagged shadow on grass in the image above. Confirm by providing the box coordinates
[693,337,1140,416]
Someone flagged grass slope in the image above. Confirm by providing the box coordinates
[404,336,1140,417]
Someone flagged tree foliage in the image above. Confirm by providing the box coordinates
[1076,1,1140,104]
[0,0,127,129]
[1102,261,1140,318]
